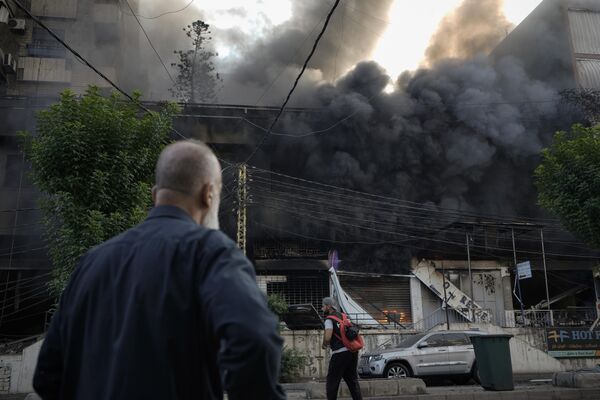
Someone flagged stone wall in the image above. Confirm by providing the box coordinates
[433,323,600,373]
[282,324,600,378]
[0,340,42,394]
[0,354,22,394]
[282,329,419,378]
[0,365,10,394]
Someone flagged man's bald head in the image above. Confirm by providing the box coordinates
[153,140,222,228]
[154,140,221,196]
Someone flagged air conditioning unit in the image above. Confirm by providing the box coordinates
[3,53,16,74]
[8,18,26,34]
[0,2,10,25]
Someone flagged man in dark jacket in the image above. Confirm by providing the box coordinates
[33,140,286,400]
[321,297,362,400]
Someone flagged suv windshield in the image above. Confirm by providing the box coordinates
[397,333,427,348]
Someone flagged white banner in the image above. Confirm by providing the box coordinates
[413,260,491,323]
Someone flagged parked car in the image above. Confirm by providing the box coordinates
[358,330,485,384]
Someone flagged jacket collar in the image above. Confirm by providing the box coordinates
[147,205,196,224]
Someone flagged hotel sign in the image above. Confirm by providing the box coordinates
[546,328,600,358]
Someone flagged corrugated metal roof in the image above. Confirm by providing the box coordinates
[568,9,600,54]
[576,58,600,88]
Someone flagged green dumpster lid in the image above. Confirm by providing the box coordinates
[471,334,513,339]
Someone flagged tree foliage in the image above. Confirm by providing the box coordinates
[170,20,222,103]
[267,292,289,317]
[534,123,600,248]
[20,87,179,294]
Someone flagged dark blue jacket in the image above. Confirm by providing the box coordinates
[33,205,285,400]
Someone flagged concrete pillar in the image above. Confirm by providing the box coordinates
[410,277,424,329]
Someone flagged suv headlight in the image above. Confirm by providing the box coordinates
[369,354,383,362]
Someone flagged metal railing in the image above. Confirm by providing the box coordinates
[345,307,494,331]
[344,312,411,329]
[512,308,596,328]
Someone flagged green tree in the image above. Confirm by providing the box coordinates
[20,87,179,294]
[170,20,222,103]
[534,123,600,248]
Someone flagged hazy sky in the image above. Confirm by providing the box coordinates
[187,0,544,77]
[372,0,544,76]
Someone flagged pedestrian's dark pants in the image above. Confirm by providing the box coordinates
[326,351,362,400]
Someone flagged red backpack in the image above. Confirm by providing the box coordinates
[326,313,364,352]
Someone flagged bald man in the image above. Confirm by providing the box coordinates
[33,140,285,400]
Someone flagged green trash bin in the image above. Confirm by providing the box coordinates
[470,334,514,391]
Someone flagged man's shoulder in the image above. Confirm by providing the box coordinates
[197,228,235,248]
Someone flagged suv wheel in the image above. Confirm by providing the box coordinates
[471,362,481,384]
[384,362,411,379]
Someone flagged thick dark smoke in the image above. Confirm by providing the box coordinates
[131,1,590,270]
[218,0,394,105]
[238,0,590,271]
[425,0,513,65]
[135,0,393,103]
[249,54,575,271]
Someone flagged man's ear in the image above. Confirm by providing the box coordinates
[200,183,214,209]
[151,186,158,205]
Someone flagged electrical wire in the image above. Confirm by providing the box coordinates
[12,0,140,104]
[0,208,40,213]
[248,179,571,237]
[243,0,342,163]
[0,272,52,293]
[122,0,196,20]
[11,0,183,144]
[247,173,598,256]
[248,167,563,225]
[252,8,331,107]
[121,0,176,85]
[249,199,599,259]
[242,92,380,138]
[249,168,566,227]
[248,179,594,252]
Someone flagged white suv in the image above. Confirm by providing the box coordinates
[358,330,484,384]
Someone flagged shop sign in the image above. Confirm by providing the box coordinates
[546,327,600,358]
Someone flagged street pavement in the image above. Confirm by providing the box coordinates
[2,378,598,399]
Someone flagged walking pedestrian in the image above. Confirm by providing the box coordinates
[321,297,362,400]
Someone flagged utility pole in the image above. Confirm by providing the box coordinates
[540,228,553,326]
[236,163,247,255]
[466,231,474,320]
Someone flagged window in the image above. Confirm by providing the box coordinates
[28,28,66,58]
[444,333,470,346]
[398,333,427,348]
[425,333,448,347]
